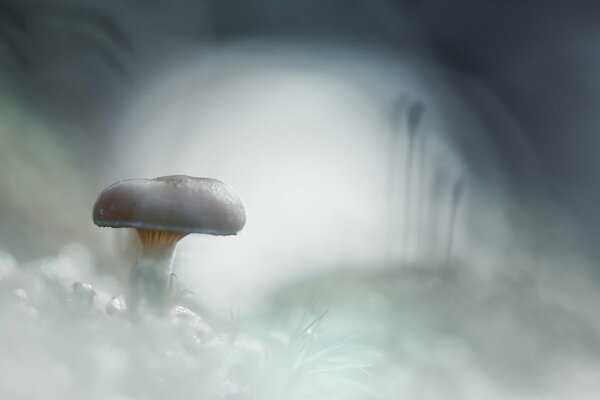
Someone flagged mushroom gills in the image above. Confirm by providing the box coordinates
[137,229,186,253]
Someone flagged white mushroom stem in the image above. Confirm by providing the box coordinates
[129,229,186,310]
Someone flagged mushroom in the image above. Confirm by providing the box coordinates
[93,175,246,311]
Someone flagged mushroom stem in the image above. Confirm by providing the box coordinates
[129,229,185,311]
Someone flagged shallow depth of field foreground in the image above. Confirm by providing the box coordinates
[1,2,600,399]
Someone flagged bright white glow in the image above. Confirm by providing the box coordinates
[107,41,514,313]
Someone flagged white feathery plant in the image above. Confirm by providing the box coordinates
[254,309,376,400]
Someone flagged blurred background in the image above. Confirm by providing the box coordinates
[1,1,600,399]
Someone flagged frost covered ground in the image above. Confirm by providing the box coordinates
[0,244,375,400]
[1,242,600,400]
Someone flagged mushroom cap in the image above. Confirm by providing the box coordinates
[93,175,246,235]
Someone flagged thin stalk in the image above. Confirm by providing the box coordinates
[430,161,450,264]
[402,101,425,267]
[415,132,428,258]
[386,96,408,265]
[445,177,466,267]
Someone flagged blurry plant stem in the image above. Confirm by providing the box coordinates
[430,162,449,264]
[386,96,408,265]
[385,136,399,264]
[386,98,426,267]
[402,130,414,267]
[445,177,466,267]
[402,101,425,267]
[415,121,428,257]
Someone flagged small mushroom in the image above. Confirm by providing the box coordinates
[93,175,246,311]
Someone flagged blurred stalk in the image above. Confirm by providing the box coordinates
[407,101,425,263]
[445,176,466,267]
[430,161,449,264]
[401,100,424,267]
[386,97,425,267]
[386,96,408,265]
[416,131,428,259]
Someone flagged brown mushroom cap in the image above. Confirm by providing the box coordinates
[93,175,246,235]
